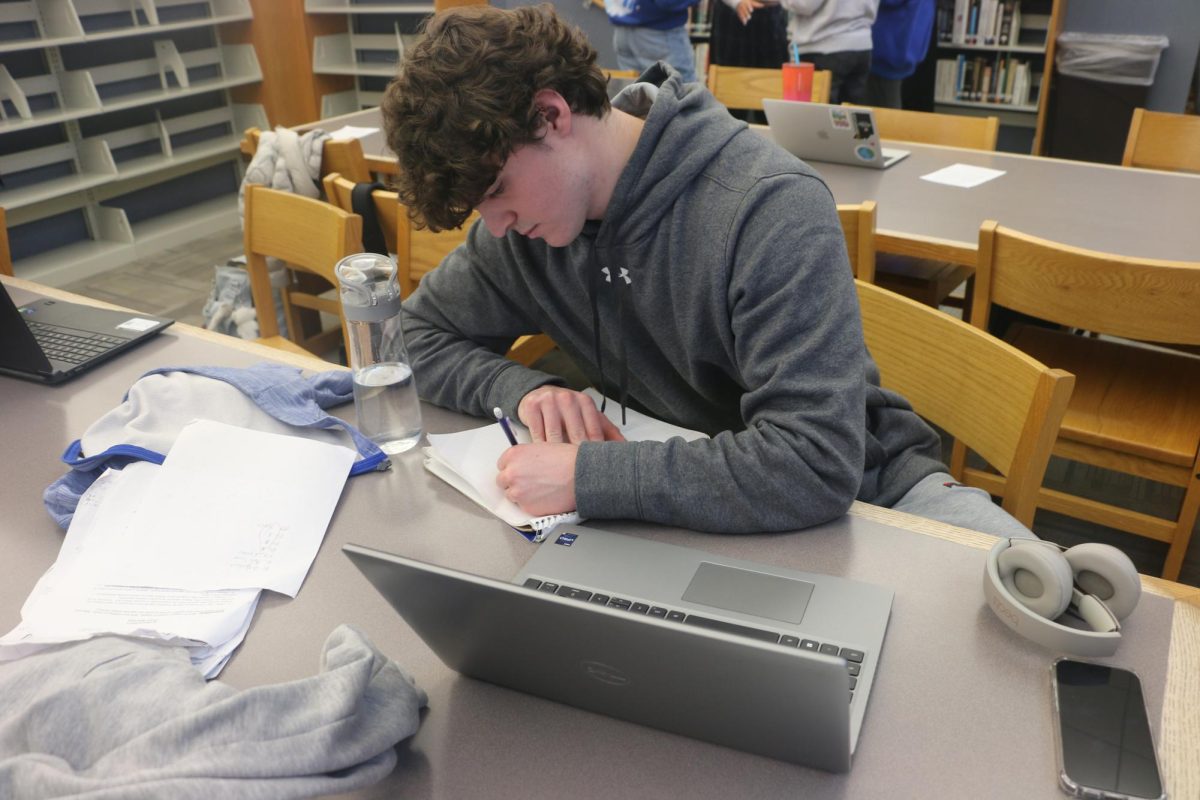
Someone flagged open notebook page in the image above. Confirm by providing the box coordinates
[423,389,707,540]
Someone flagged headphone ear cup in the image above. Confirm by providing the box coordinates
[1063,543,1142,620]
[996,542,1074,620]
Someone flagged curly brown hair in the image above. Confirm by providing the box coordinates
[381,4,610,232]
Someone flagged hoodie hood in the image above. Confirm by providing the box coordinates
[599,64,744,245]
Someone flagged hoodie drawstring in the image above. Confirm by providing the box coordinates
[588,246,628,425]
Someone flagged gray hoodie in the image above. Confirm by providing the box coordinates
[402,64,943,533]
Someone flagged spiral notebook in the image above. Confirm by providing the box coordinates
[423,390,708,541]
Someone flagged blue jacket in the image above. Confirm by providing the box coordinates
[43,363,387,529]
[606,0,697,31]
[871,0,935,80]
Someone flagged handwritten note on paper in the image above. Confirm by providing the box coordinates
[424,390,709,530]
[98,419,356,597]
[920,163,1006,188]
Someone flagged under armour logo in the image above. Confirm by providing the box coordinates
[601,266,631,285]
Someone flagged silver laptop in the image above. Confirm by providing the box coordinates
[0,282,173,385]
[344,525,893,772]
[763,99,911,169]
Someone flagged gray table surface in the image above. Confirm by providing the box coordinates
[2,281,1192,799]
[317,106,1200,265]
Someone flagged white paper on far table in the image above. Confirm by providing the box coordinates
[920,163,1005,188]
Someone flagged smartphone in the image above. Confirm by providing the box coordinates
[1051,658,1166,800]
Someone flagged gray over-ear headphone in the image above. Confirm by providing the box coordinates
[983,538,1141,657]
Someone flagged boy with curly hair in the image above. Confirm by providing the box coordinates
[381,4,1036,539]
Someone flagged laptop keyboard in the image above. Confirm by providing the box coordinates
[28,321,123,366]
[522,577,865,701]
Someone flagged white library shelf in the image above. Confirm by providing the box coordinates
[304,0,434,118]
[1,0,265,284]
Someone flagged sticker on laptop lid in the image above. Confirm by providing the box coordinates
[116,318,160,332]
[852,111,876,140]
[554,532,577,546]
[855,145,877,162]
[829,108,851,130]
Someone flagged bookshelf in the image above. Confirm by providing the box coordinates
[305,0,436,118]
[0,0,266,284]
[932,0,1065,153]
[304,0,482,119]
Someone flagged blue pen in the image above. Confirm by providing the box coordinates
[493,407,518,446]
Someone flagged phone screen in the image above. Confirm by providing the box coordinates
[1053,659,1164,799]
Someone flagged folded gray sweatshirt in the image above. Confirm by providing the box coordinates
[0,624,426,799]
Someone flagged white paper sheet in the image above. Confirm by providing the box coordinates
[96,420,355,596]
[0,464,260,668]
[919,163,1006,188]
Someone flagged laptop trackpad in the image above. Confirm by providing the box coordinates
[682,563,814,625]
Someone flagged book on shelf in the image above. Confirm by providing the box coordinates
[936,54,1034,105]
[937,0,1026,47]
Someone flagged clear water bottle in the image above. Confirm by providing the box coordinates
[335,253,423,454]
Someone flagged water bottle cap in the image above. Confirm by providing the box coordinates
[335,253,402,322]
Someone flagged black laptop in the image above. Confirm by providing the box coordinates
[0,282,173,385]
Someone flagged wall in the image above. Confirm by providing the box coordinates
[1063,0,1200,112]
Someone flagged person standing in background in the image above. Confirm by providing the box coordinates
[777,0,879,105]
[868,0,935,108]
[710,0,788,70]
[606,0,700,83]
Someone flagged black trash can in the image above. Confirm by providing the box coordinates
[1046,33,1168,164]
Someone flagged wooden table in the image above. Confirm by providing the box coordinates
[300,107,1200,269]
[3,276,1197,799]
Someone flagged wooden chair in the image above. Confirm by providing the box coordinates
[322,173,556,367]
[0,207,12,277]
[706,65,832,110]
[241,127,397,183]
[243,184,363,359]
[863,105,999,151]
[970,220,1200,579]
[1122,108,1200,174]
[837,201,876,283]
[857,280,1074,528]
[601,68,640,81]
[858,105,999,311]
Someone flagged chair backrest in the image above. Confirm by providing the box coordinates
[856,280,1074,526]
[243,127,397,182]
[243,184,363,357]
[322,172,477,297]
[837,201,876,283]
[972,221,1200,347]
[0,207,12,277]
[859,105,999,151]
[321,137,374,183]
[1122,108,1200,173]
[706,65,832,110]
[323,172,411,293]
[602,68,640,80]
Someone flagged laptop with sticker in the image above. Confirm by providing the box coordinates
[344,525,893,772]
[763,99,911,169]
[0,282,173,385]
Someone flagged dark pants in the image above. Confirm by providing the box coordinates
[867,74,903,109]
[798,49,872,105]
